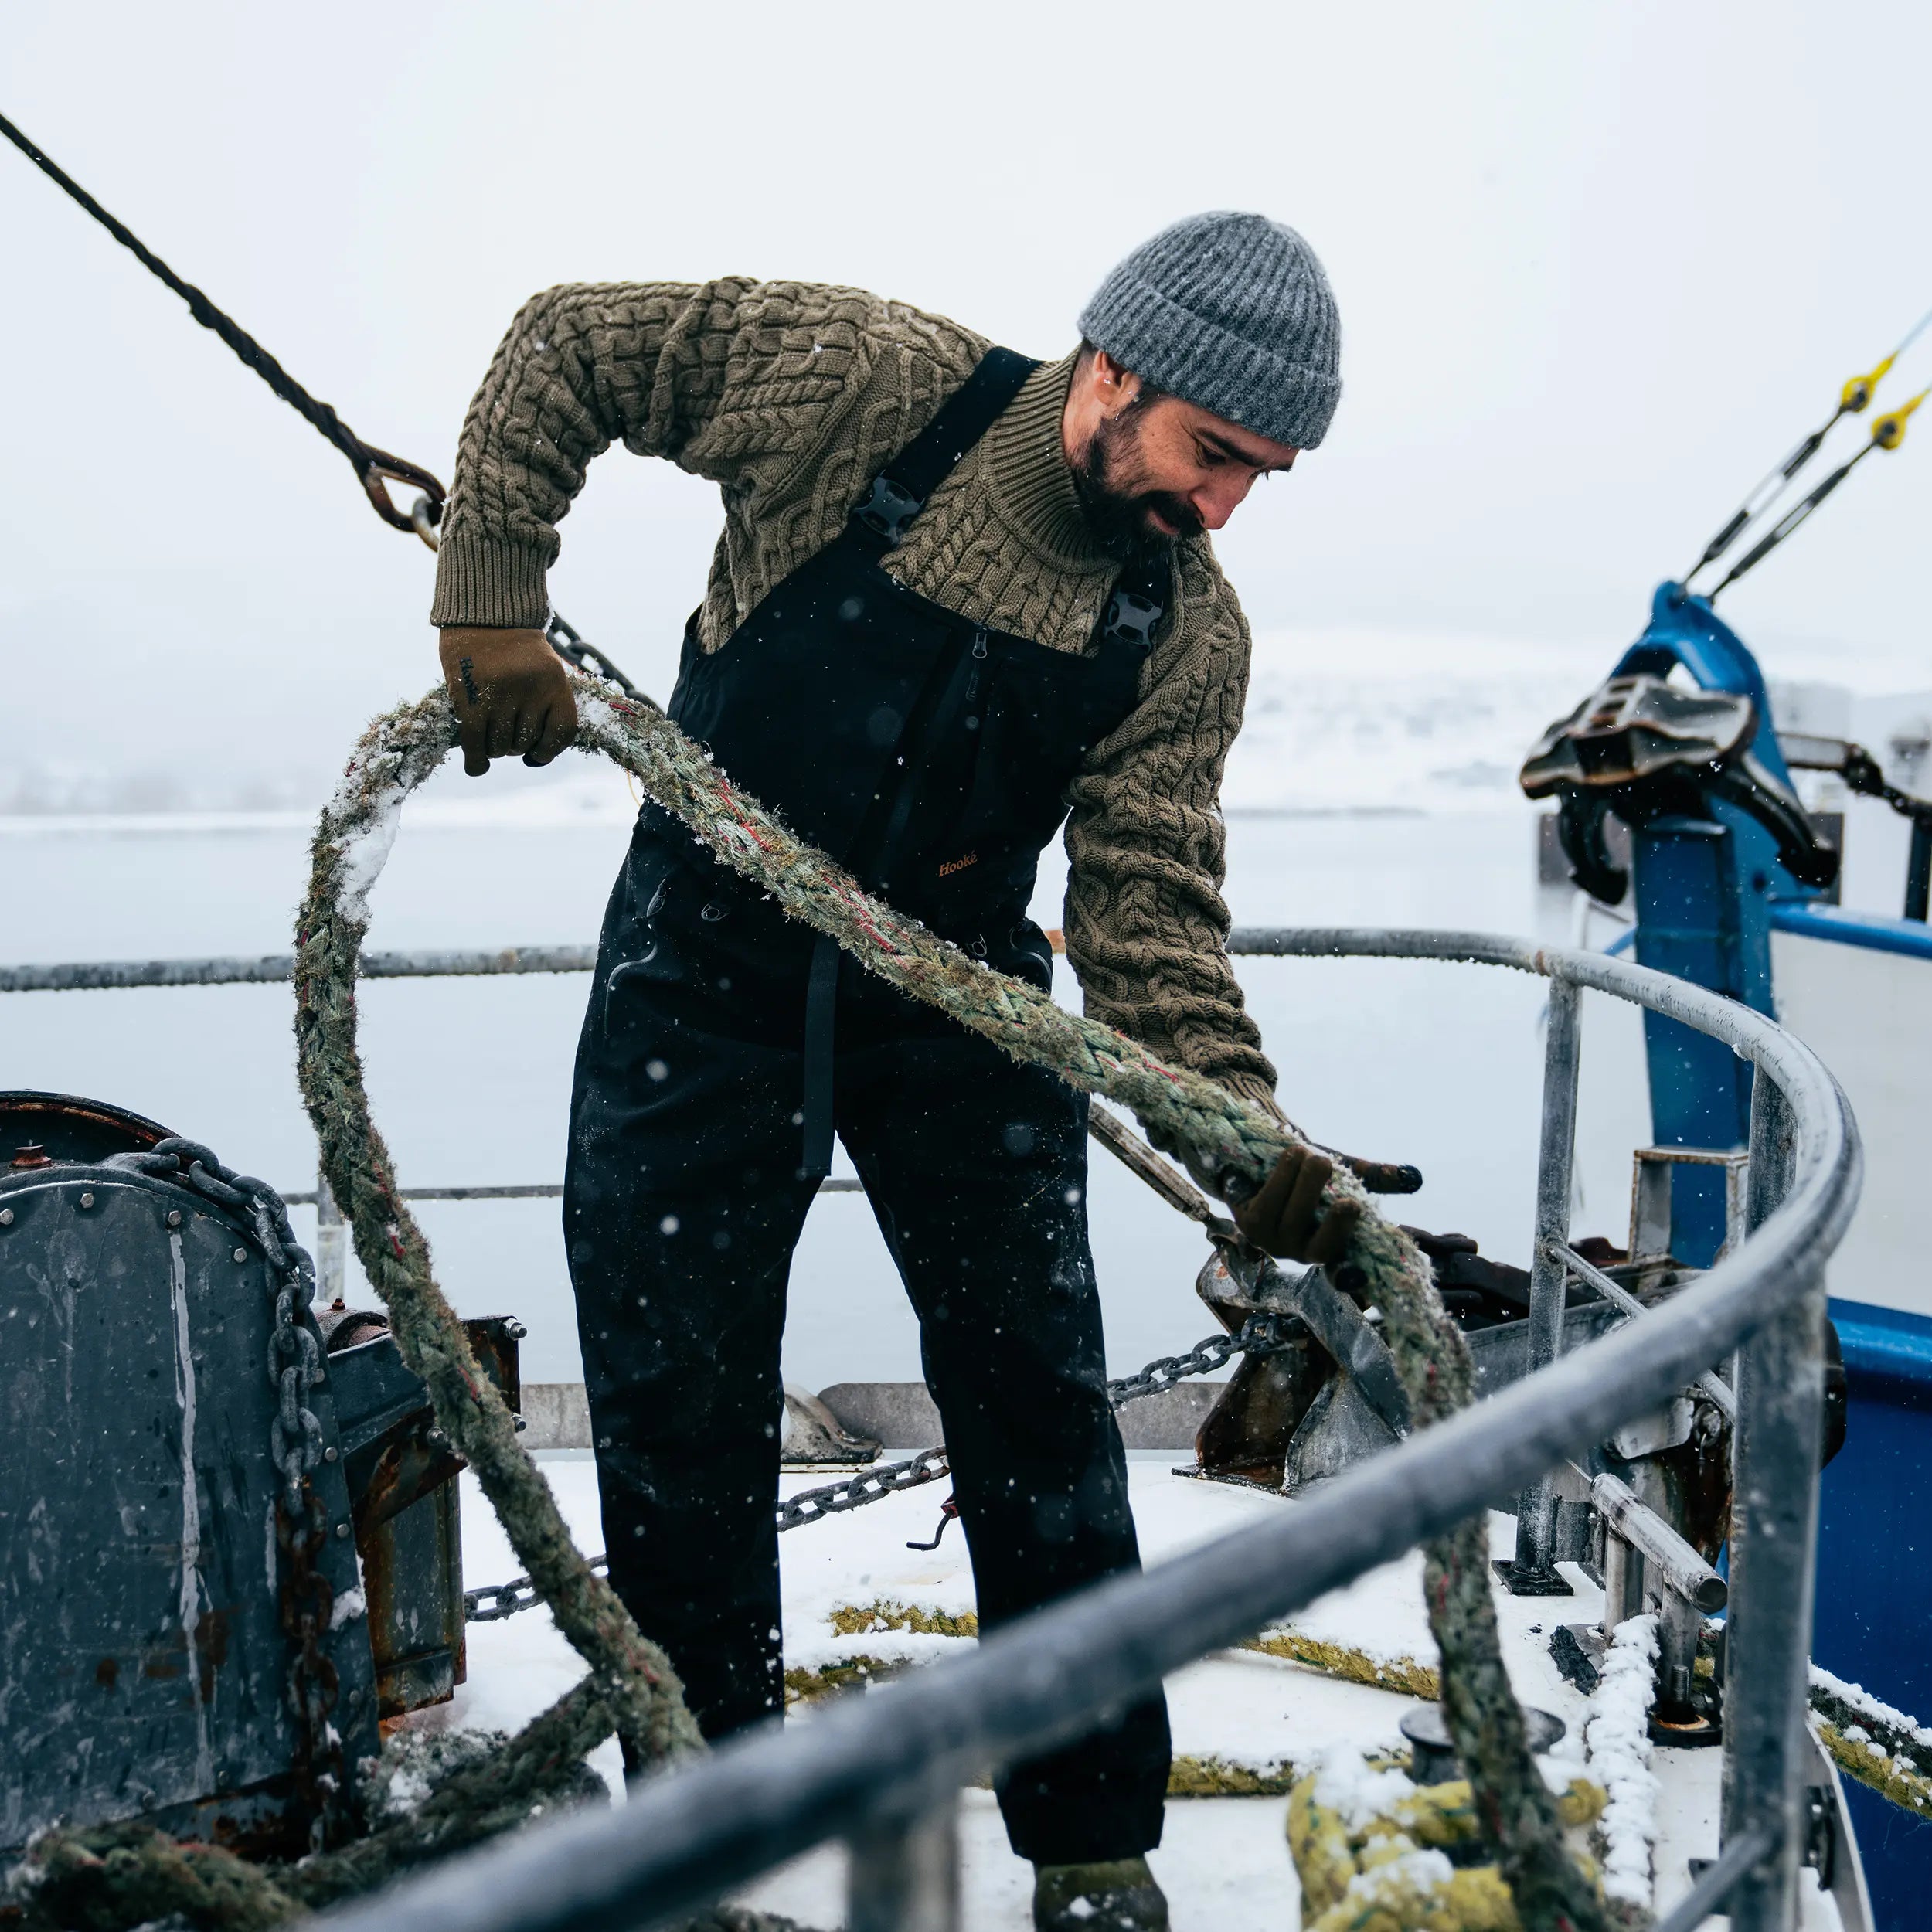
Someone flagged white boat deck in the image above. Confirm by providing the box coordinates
[423,1452,1836,1930]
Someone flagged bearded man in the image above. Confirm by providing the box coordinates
[434,211,1356,1930]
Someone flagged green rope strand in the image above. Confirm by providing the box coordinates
[13,1681,615,1931]
[293,710,702,1771]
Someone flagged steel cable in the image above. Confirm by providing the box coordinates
[0,108,447,536]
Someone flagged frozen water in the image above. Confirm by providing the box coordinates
[0,804,1639,1386]
[7,626,1913,1384]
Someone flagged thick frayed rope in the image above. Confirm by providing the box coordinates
[294,704,703,1772]
[12,1681,614,1930]
[291,677,1605,1932]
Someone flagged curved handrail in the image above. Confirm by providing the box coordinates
[310,932,1861,1932]
[1228,927,1861,1300]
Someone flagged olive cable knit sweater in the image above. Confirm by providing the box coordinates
[431,277,1279,1112]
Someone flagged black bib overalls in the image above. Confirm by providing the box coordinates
[563,350,1172,1862]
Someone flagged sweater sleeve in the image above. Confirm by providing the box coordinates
[430,277,900,630]
[1062,543,1281,1119]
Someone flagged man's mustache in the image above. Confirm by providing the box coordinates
[1138,493,1204,541]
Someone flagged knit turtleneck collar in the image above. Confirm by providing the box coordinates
[977,352,1117,573]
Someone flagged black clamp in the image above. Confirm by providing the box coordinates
[853,475,925,545]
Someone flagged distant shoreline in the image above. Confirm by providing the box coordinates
[0,800,1454,838]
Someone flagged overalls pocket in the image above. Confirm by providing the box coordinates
[602,842,682,1039]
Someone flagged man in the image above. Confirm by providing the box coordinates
[434,211,1358,1930]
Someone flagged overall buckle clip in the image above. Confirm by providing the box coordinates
[853,475,923,544]
[1102,589,1164,651]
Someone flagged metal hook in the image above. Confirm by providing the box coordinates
[410,493,441,552]
[905,1496,958,1552]
[357,447,446,547]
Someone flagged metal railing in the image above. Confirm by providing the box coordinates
[0,942,866,1302]
[0,928,1861,1930]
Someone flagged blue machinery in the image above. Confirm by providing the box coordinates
[1579,580,1932,1927]
[1616,581,1824,1269]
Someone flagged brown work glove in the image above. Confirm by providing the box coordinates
[438,627,577,777]
[1233,1145,1422,1268]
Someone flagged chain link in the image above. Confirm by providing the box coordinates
[774,1446,954,1535]
[119,1135,348,1842]
[1103,1309,1302,1406]
[464,1566,594,1624]
[545,611,642,700]
[464,1313,1301,1624]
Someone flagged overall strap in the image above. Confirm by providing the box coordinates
[799,349,1037,1179]
[849,346,1040,546]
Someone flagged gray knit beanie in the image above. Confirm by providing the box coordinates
[1078,211,1342,450]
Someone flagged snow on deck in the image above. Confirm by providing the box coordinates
[424,1454,1774,1930]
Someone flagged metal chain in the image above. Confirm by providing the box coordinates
[544,611,642,701]
[0,111,445,541]
[119,1134,348,1842]
[774,1446,954,1535]
[2,109,639,692]
[1104,1328,1238,1406]
[464,1313,1300,1624]
[464,1566,596,1625]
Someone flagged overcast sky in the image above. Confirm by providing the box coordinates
[7,0,1931,808]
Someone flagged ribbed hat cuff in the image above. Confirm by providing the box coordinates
[1080,272,1341,451]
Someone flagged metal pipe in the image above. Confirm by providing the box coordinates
[0,911,1899,994]
[1655,1586,1705,1724]
[1652,1824,1778,1932]
[1506,975,1583,1587]
[312,1236,1838,1932]
[308,1140,1856,1930]
[1722,1073,1832,1932]
[0,943,599,995]
[1548,1239,1736,1421]
[1087,1101,1238,1239]
[1587,1471,1726,1614]
[1906,817,1932,922]
[847,1795,961,1932]
[280,1177,866,1206]
[303,933,1859,1932]
[1600,1529,1645,1641]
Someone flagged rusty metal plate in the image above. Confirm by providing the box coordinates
[0,1161,378,1853]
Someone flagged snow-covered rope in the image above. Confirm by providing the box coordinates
[1286,1743,1607,1932]
[288,677,1606,1931]
[1810,1665,1932,1818]
[295,690,701,1776]
[9,1677,623,1929]
[1584,1615,1661,1921]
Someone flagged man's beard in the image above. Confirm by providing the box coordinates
[1070,404,1204,559]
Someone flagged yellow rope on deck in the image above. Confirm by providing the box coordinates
[1287,1764,1606,1932]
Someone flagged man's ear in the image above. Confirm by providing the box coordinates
[1090,348,1145,409]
